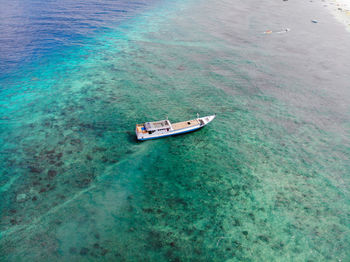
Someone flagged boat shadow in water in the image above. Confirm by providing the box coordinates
[127,131,140,144]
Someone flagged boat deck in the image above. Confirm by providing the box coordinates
[172,119,199,131]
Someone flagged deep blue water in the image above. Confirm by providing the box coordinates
[0,0,157,77]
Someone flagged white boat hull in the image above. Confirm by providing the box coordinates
[136,115,215,141]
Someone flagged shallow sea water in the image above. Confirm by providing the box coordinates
[1,0,350,261]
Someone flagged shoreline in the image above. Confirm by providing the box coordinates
[322,0,350,31]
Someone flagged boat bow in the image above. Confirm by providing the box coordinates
[198,114,216,126]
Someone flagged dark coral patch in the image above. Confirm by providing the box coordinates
[48,169,57,178]
[56,152,63,159]
[70,139,82,146]
[80,247,89,256]
[147,231,163,249]
[272,242,284,250]
[101,249,108,256]
[92,147,107,153]
[233,240,242,249]
[45,149,55,155]
[248,213,255,221]
[55,161,63,167]
[258,235,269,243]
[142,208,155,213]
[75,178,92,188]
[233,218,241,226]
[29,166,42,174]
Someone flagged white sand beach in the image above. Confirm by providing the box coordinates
[322,0,350,31]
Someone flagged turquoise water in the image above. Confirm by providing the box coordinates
[1,0,350,261]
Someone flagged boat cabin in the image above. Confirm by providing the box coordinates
[138,120,173,134]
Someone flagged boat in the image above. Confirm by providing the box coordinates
[135,114,216,141]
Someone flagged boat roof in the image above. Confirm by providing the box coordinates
[144,120,172,131]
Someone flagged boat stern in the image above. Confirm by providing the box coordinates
[135,124,147,140]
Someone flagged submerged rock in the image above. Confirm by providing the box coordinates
[16,193,28,202]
